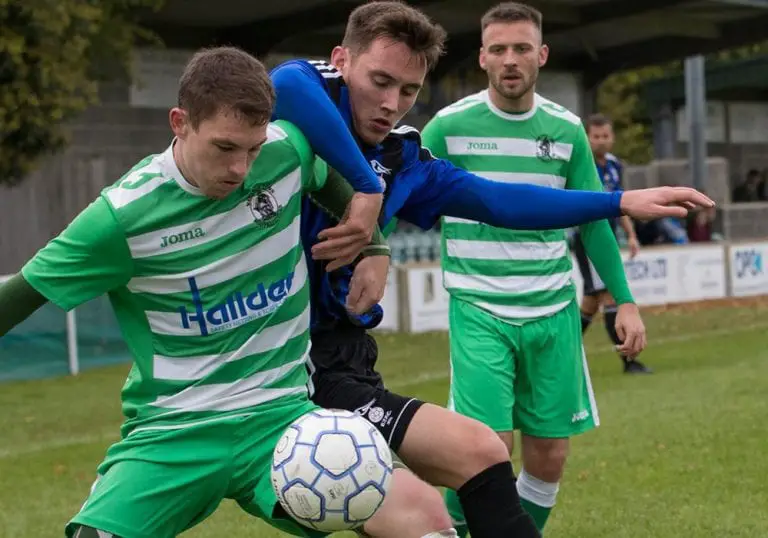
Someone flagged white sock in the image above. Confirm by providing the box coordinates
[516,468,560,508]
[421,530,458,538]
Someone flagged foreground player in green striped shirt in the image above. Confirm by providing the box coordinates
[0,47,395,538]
[421,3,645,535]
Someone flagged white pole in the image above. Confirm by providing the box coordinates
[66,309,80,375]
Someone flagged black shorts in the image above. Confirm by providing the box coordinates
[308,328,424,452]
[572,232,608,297]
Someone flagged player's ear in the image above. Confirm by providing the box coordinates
[331,46,349,72]
[478,47,487,71]
[539,44,549,67]
[169,108,189,139]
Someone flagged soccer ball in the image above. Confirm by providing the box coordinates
[271,408,394,531]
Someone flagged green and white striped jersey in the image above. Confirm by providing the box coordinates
[421,90,604,323]
[23,120,325,435]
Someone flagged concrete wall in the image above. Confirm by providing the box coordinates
[674,142,768,188]
[625,157,768,241]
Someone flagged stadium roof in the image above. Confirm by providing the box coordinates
[643,53,768,106]
[146,0,768,83]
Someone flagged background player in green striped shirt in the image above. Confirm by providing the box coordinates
[421,3,646,535]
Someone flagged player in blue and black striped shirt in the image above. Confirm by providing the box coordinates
[270,3,710,536]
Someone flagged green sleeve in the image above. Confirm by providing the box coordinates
[382,218,398,237]
[275,120,328,191]
[420,116,448,159]
[309,167,390,258]
[0,274,48,336]
[21,197,134,311]
[567,126,634,304]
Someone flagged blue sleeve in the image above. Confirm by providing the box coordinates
[270,60,383,194]
[398,146,623,231]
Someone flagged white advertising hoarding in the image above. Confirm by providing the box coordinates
[400,265,450,333]
[729,242,768,297]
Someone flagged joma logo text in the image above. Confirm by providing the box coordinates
[160,227,206,248]
[467,141,499,151]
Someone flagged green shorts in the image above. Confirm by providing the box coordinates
[447,297,599,438]
[66,395,326,538]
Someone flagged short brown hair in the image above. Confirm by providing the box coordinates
[585,113,613,132]
[481,2,543,32]
[342,1,447,71]
[178,46,275,128]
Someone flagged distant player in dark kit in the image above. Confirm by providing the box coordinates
[572,113,653,374]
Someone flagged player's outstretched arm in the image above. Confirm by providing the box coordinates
[399,159,714,231]
[398,156,623,230]
[0,274,47,336]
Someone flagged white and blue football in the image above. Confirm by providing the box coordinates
[271,408,394,531]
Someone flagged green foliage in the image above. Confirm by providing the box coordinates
[715,40,768,62]
[0,0,163,186]
[597,63,680,165]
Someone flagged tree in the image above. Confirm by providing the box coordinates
[597,65,673,165]
[0,0,163,186]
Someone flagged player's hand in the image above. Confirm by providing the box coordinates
[627,236,641,259]
[619,187,714,220]
[346,255,390,315]
[313,193,383,272]
[615,303,646,358]
[346,192,384,239]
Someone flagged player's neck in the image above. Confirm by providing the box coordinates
[487,85,535,114]
[172,139,200,188]
[594,153,607,165]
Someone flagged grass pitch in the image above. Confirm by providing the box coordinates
[1,299,766,537]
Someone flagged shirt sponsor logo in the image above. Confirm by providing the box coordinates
[178,273,295,336]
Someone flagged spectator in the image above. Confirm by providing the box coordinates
[634,217,689,246]
[732,169,766,202]
[687,206,716,242]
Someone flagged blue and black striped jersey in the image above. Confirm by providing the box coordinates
[269,59,622,332]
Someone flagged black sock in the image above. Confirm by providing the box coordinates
[603,306,628,364]
[580,310,593,333]
[458,461,541,538]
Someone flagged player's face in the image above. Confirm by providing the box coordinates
[480,21,548,107]
[170,108,268,200]
[588,124,614,158]
[332,38,426,145]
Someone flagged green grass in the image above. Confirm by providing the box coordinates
[1,300,767,537]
